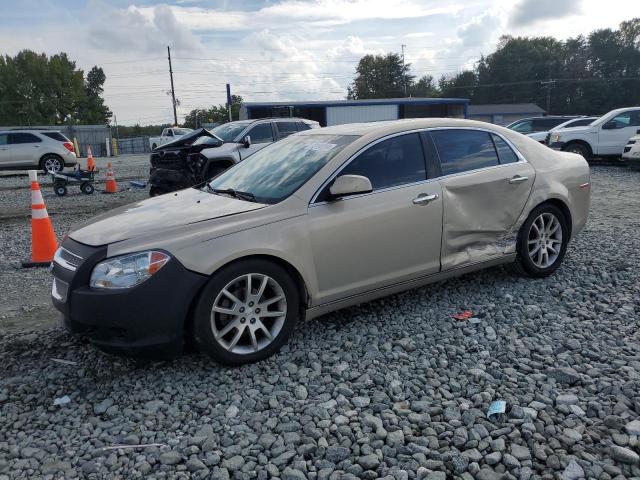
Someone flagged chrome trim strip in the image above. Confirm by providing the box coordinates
[53,247,81,272]
[309,126,527,205]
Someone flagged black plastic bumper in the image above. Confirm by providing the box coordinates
[549,141,565,150]
[51,238,207,358]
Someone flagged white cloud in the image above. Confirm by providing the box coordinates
[510,0,582,27]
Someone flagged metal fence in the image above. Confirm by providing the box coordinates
[116,136,151,155]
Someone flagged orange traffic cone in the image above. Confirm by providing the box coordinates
[105,162,118,193]
[86,146,96,171]
[22,170,58,268]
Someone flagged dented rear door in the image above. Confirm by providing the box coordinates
[429,129,535,270]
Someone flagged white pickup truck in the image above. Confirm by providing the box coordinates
[548,107,640,159]
[149,127,193,150]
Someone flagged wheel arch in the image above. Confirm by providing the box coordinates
[562,139,593,156]
[182,253,309,343]
[39,152,64,169]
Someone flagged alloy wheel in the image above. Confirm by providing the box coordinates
[527,212,563,268]
[44,157,62,172]
[210,273,287,354]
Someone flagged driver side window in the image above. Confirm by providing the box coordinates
[247,123,274,144]
[326,133,426,197]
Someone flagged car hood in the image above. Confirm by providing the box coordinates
[201,142,241,159]
[156,127,222,150]
[69,188,267,246]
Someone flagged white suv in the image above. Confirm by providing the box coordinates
[548,107,640,159]
[0,129,78,172]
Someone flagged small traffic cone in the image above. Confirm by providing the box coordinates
[86,146,96,171]
[105,162,118,193]
[22,170,58,268]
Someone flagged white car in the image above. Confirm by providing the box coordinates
[0,129,77,172]
[622,134,640,164]
[149,127,193,150]
[528,117,597,144]
[548,107,640,159]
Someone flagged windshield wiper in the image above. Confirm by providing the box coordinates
[210,187,256,202]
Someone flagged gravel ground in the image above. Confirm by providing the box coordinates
[0,166,639,480]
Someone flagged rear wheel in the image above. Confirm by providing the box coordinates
[80,182,94,195]
[563,142,591,160]
[516,204,569,277]
[40,155,63,173]
[193,259,300,365]
[54,183,67,196]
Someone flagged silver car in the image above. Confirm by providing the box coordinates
[0,129,77,172]
[51,119,590,364]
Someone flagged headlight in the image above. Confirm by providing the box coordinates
[551,134,561,143]
[90,251,170,289]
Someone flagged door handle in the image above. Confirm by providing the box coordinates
[412,193,438,205]
[509,175,528,184]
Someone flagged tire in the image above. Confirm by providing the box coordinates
[193,259,300,365]
[80,182,94,195]
[40,155,64,173]
[54,183,67,196]
[516,203,569,278]
[563,142,591,160]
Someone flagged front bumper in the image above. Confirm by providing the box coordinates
[549,141,565,150]
[51,238,207,358]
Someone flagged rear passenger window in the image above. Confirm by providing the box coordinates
[0,134,7,145]
[9,133,41,144]
[431,130,499,175]
[42,131,69,142]
[492,134,519,164]
[339,133,426,190]
[297,122,311,131]
[277,122,299,139]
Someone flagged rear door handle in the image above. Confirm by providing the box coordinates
[412,193,438,205]
[509,175,529,184]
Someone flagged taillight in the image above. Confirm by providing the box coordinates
[63,142,75,154]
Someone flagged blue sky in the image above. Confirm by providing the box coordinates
[0,0,633,124]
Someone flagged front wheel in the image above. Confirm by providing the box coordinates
[516,204,569,277]
[80,182,94,195]
[193,260,300,365]
[54,183,67,196]
[563,142,591,160]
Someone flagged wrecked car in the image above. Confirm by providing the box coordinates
[148,118,319,196]
[52,118,590,365]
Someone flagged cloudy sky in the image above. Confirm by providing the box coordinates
[0,0,633,124]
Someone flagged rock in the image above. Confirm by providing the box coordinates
[294,385,308,400]
[352,396,371,408]
[485,452,502,465]
[476,467,501,480]
[225,405,239,419]
[561,460,584,480]
[357,454,380,470]
[625,419,640,436]
[282,467,307,480]
[550,367,581,385]
[325,445,350,463]
[186,457,208,472]
[502,453,521,469]
[222,455,244,471]
[426,473,446,480]
[93,398,114,415]
[556,394,579,406]
[510,444,531,461]
[610,446,639,464]
[159,451,182,465]
[386,430,405,447]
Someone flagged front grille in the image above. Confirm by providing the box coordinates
[545,133,551,145]
[54,247,83,271]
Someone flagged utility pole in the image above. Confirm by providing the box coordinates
[401,44,408,97]
[541,79,556,114]
[226,83,232,122]
[114,114,119,140]
[167,46,178,126]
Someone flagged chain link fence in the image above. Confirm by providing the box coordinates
[116,136,151,155]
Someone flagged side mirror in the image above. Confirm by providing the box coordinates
[602,121,619,130]
[242,135,251,148]
[329,174,373,199]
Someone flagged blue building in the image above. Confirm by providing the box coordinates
[240,97,469,127]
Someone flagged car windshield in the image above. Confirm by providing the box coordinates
[509,120,532,134]
[211,121,252,142]
[207,134,358,204]
[173,128,192,135]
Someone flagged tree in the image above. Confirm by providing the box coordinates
[183,95,244,129]
[347,53,413,99]
[0,50,112,125]
[410,75,438,97]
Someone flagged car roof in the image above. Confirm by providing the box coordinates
[298,118,517,138]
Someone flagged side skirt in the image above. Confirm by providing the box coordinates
[305,254,516,321]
